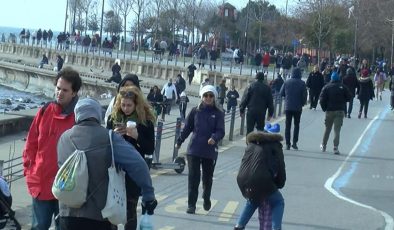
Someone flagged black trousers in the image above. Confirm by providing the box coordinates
[246,110,265,135]
[346,97,354,116]
[60,217,112,230]
[187,155,216,208]
[359,99,370,116]
[285,110,302,145]
[309,91,320,109]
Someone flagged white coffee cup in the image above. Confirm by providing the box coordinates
[127,121,137,128]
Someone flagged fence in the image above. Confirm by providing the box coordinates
[0,36,283,78]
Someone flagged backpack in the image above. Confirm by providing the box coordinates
[52,138,89,208]
[236,144,278,202]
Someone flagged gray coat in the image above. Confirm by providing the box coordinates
[57,120,155,221]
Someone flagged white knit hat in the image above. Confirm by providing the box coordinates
[199,85,218,99]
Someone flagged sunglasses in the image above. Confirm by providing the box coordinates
[203,93,214,98]
[119,91,135,98]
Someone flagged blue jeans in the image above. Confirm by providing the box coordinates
[31,198,59,230]
[236,190,285,230]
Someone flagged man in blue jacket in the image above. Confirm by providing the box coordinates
[280,67,307,150]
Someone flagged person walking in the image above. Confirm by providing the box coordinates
[56,54,64,72]
[57,98,157,230]
[306,65,324,110]
[226,85,239,113]
[319,71,352,155]
[280,67,307,150]
[240,72,274,135]
[106,86,156,229]
[178,91,189,120]
[357,69,375,118]
[23,67,82,230]
[175,74,186,97]
[234,123,286,230]
[217,79,228,107]
[389,72,394,110]
[147,85,164,117]
[343,68,359,118]
[374,68,387,101]
[175,85,225,214]
[104,74,142,126]
[161,78,178,116]
[187,63,197,85]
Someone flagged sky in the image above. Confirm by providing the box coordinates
[0,0,295,32]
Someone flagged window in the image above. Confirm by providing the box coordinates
[225,9,229,17]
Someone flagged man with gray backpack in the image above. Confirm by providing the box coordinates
[56,98,157,230]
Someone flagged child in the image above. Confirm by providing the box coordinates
[235,123,286,230]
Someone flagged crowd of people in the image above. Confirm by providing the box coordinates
[18,44,394,230]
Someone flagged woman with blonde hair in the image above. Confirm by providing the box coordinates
[106,85,156,230]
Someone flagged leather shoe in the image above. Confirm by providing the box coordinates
[186,206,196,214]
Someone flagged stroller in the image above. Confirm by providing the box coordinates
[0,177,21,230]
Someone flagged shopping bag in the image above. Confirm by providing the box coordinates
[101,130,127,225]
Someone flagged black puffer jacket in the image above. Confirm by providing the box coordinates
[240,80,274,116]
[237,131,286,201]
[319,80,352,112]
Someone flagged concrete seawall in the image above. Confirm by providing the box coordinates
[0,42,253,91]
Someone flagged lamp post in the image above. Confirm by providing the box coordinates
[100,0,105,45]
[244,0,251,53]
[388,19,394,66]
[64,0,69,33]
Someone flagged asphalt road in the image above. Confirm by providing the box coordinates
[148,92,394,230]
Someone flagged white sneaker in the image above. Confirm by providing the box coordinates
[320,144,326,152]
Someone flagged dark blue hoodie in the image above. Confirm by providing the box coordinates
[177,104,225,160]
[280,67,307,111]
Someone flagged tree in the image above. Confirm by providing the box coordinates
[104,10,122,35]
[79,0,97,35]
[110,0,133,57]
[88,12,100,33]
[297,0,338,63]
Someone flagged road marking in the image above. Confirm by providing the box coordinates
[372,174,380,179]
[218,201,239,222]
[164,197,218,215]
[324,110,394,230]
[158,226,175,230]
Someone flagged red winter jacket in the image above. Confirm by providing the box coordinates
[262,53,270,67]
[23,102,75,200]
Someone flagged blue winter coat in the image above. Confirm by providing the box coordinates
[280,68,307,111]
[177,104,225,160]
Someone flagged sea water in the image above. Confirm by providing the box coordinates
[0,84,49,113]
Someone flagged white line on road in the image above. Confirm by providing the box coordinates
[324,114,394,230]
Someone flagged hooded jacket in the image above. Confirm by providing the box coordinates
[57,98,155,221]
[23,97,78,200]
[280,68,307,111]
[238,131,286,199]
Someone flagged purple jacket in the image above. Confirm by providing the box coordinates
[177,104,225,160]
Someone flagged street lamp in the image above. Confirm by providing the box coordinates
[64,0,69,33]
[388,18,394,66]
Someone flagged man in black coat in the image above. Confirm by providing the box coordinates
[343,68,359,118]
[240,72,274,135]
[319,72,352,155]
[280,67,307,150]
[306,65,324,110]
